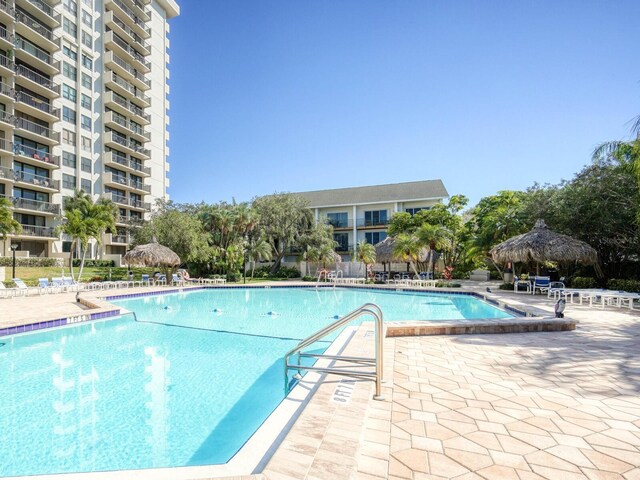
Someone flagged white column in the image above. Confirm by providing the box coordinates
[394,202,399,213]
[352,205,358,255]
[314,208,319,223]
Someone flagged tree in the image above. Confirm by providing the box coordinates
[134,200,212,267]
[57,190,117,281]
[392,233,421,277]
[253,193,314,273]
[0,197,21,253]
[415,224,448,274]
[246,236,272,278]
[306,243,338,275]
[355,240,376,280]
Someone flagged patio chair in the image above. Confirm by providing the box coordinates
[513,278,531,293]
[171,273,183,286]
[13,278,40,296]
[38,277,60,294]
[141,274,151,286]
[532,276,551,295]
[0,282,18,298]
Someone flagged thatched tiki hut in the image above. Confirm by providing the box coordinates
[374,236,438,273]
[489,219,598,275]
[123,242,181,280]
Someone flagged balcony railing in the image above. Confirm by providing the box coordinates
[108,132,150,156]
[0,109,14,125]
[13,142,59,166]
[109,11,150,52]
[14,117,58,141]
[356,218,390,228]
[327,219,353,229]
[111,234,128,243]
[335,243,354,253]
[117,214,144,225]
[13,170,59,189]
[109,113,150,140]
[0,81,13,97]
[0,164,11,178]
[109,52,151,88]
[15,9,57,43]
[18,224,56,238]
[25,0,55,19]
[0,24,10,42]
[7,196,60,214]
[15,65,60,94]
[15,91,59,117]
[0,0,12,16]
[0,53,13,70]
[107,71,151,104]
[14,36,54,65]
[106,152,150,175]
[110,32,150,69]
[110,0,151,34]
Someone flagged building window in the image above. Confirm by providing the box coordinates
[63,17,77,38]
[63,45,77,61]
[63,0,77,14]
[62,106,76,123]
[405,207,429,216]
[63,173,76,190]
[81,136,91,152]
[327,212,349,228]
[82,0,92,7]
[81,30,92,48]
[62,84,77,102]
[80,115,91,131]
[334,233,349,252]
[365,232,387,245]
[80,94,91,109]
[62,129,76,146]
[81,178,91,194]
[363,210,388,227]
[81,157,91,173]
[81,10,92,28]
[63,62,77,81]
[81,54,92,70]
[62,151,77,168]
[81,73,91,89]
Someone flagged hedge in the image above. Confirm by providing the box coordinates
[571,277,597,289]
[72,259,115,268]
[607,279,640,293]
[0,257,64,268]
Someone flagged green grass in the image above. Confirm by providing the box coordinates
[7,266,158,286]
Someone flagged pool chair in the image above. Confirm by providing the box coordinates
[0,281,19,298]
[171,273,183,286]
[38,277,60,294]
[13,278,40,296]
[532,276,551,295]
[141,274,151,287]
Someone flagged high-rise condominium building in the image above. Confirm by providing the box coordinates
[0,0,179,260]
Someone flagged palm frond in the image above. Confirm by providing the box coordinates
[592,141,625,160]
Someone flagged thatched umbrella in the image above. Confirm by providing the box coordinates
[374,236,431,273]
[123,242,181,280]
[489,220,597,272]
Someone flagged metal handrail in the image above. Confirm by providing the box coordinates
[284,302,385,400]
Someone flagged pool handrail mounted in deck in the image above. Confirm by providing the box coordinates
[284,302,385,400]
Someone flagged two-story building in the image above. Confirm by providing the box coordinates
[296,179,449,261]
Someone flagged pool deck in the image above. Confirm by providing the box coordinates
[2,282,640,479]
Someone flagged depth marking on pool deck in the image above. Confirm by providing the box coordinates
[331,379,356,404]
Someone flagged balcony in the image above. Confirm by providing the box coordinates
[104,71,151,107]
[326,219,353,230]
[16,224,57,238]
[105,110,150,142]
[13,142,60,168]
[14,116,59,144]
[15,8,61,52]
[0,109,14,129]
[108,233,129,244]
[14,64,60,98]
[0,164,12,181]
[356,218,390,228]
[105,30,150,73]
[104,89,150,124]
[104,50,151,91]
[104,10,151,56]
[0,24,12,50]
[13,170,59,191]
[0,52,14,75]
[14,36,60,75]
[9,196,60,214]
[0,0,12,22]
[16,0,61,28]
[14,91,60,121]
[0,81,14,102]
[104,131,150,160]
[103,192,150,211]
[104,171,149,193]
[105,0,151,39]
[0,137,12,154]
[335,243,354,253]
[116,214,144,225]
[104,152,150,176]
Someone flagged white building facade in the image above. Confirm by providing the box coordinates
[0,0,179,260]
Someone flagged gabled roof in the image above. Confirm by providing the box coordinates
[296,179,449,208]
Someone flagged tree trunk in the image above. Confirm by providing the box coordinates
[251,259,256,279]
[271,250,285,273]
[77,245,88,282]
[69,239,76,282]
[409,260,420,278]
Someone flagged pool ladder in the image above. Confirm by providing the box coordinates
[284,303,385,400]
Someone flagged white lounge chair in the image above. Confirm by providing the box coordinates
[13,278,40,296]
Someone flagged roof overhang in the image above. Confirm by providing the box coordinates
[157,0,180,18]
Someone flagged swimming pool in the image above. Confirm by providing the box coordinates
[0,287,512,477]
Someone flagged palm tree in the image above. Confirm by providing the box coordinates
[415,224,449,275]
[593,116,640,185]
[247,236,272,278]
[306,243,338,276]
[57,191,117,281]
[355,240,376,280]
[392,233,422,278]
[0,197,21,254]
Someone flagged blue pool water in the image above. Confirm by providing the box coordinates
[0,287,512,476]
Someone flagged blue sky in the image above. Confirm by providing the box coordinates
[167,1,640,207]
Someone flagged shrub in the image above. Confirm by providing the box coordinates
[72,259,115,268]
[607,279,640,293]
[0,257,64,268]
[435,281,462,288]
[498,282,514,290]
[253,265,301,279]
[571,277,597,289]
[302,276,316,282]
[226,272,241,283]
